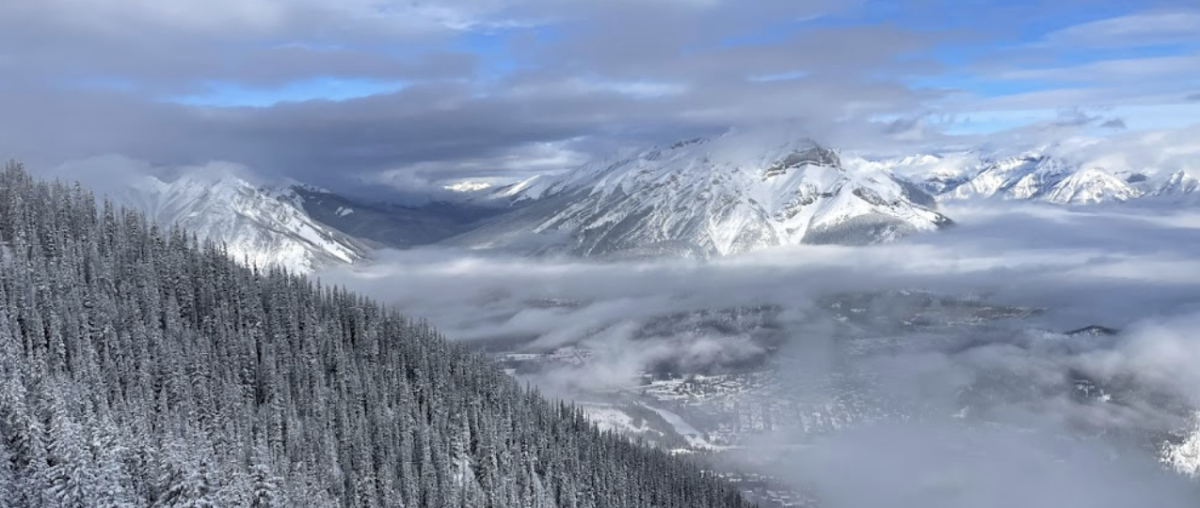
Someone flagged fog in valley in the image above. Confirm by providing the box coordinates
[321,204,1200,507]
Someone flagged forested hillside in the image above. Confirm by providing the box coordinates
[0,162,755,508]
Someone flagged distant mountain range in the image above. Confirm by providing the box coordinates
[859,149,1200,205]
[88,131,1200,271]
[451,129,951,257]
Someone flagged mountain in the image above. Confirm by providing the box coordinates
[1147,170,1200,202]
[940,154,1140,205]
[63,160,505,271]
[451,130,952,257]
[872,150,1200,206]
[0,161,755,508]
[106,169,369,273]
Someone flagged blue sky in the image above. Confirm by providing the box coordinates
[1,0,1198,185]
[159,1,1200,129]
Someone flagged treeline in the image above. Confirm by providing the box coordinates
[0,162,755,508]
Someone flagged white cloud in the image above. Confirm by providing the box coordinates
[1044,10,1200,48]
[15,0,289,34]
[508,77,691,99]
[999,53,1200,84]
[310,199,1200,504]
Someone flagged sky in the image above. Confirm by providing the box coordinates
[2,0,1198,192]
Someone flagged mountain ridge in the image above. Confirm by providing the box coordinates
[863,150,1200,206]
[450,130,952,257]
[108,170,371,273]
[58,135,1200,270]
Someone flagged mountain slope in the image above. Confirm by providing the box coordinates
[108,170,369,273]
[454,130,951,257]
[1148,170,1200,202]
[0,162,755,508]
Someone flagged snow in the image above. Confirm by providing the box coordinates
[1162,412,1200,479]
[107,171,365,273]
[1042,167,1140,204]
[870,149,1200,206]
[490,174,551,201]
[443,180,494,193]
[643,405,722,450]
[849,151,981,192]
[335,206,354,217]
[473,128,950,256]
[581,404,651,435]
[1149,170,1200,201]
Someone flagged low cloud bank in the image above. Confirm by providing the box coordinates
[320,203,1200,505]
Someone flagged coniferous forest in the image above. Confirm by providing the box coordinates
[0,163,756,508]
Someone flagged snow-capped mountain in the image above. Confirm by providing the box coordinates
[944,154,1141,204]
[453,129,952,257]
[1148,170,1200,201]
[111,170,369,273]
[863,150,1200,206]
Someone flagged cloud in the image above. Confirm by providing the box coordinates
[999,53,1200,85]
[1042,10,1200,49]
[310,198,1200,504]
[778,420,1196,508]
[35,154,266,199]
[318,200,1200,380]
[1079,314,1200,401]
[3,1,1199,192]
[750,301,1200,507]
[1101,118,1127,130]
[0,72,950,192]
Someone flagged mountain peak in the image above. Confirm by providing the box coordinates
[763,145,842,179]
[448,133,950,257]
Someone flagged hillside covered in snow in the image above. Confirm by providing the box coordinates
[104,167,369,273]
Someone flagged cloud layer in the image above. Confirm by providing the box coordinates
[4,1,1198,192]
[314,195,1200,505]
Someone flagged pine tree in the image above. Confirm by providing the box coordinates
[44,386,98,508]
[0,429,16,508]
[249,444,285,508]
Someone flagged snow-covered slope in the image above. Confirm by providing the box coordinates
[866,151,1200,206]
[455,129,952,257]
[1163,412,1200,479]
[944,154,1140,204]
[1148,170,1200,202]
[111,171,369,273]
[852,152,983,196]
